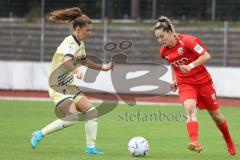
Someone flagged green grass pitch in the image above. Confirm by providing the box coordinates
[0,100,239,160]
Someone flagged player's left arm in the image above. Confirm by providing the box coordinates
[81,58,115,71]
[180,37,211,73]
[180,51,211,73]
[189,51,211,68]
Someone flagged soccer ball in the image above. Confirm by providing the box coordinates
[128,136,149,157]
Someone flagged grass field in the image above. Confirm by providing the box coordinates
[0,100,239,160]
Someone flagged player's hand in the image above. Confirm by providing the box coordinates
[102,62,115,71]
[171,80,178,92]
[179,65,192,73]
[74,68,84,79]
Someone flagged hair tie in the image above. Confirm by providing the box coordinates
[158,19,165,22]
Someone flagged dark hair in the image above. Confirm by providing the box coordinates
[48,7,92,29]
[154,16,176,33]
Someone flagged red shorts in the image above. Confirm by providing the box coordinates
[178,81,219,110]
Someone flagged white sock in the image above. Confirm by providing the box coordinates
[41,112,79,136]
[85,107,98,147]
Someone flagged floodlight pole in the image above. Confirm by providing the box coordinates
[101,0,106,18]
[211,0,216,21]
[152,0,156,20]
[102,0,108,63]
[223,21,228,66]
[103,18,108,63]
[40,0,45,62]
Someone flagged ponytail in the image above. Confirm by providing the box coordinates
[49,7,82,23]
[48,7,92,29]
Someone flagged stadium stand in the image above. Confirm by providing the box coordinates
[0,22,239,67]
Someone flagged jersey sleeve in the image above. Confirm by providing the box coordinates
[62,42,78,58]
[183,36,206,56]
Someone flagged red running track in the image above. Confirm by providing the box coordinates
[0,90,240,107]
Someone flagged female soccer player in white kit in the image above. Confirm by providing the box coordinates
[30,7,114,155]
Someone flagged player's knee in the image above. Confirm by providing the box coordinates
[184,104,196,115]
[184,99,196,109]
[85,107,98,120]
[184,103,197,122]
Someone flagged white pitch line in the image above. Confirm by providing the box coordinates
[92,99,180,106]
[0,96,180,106]
[0,96,51,101]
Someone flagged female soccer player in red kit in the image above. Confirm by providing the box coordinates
[154,16,236,156]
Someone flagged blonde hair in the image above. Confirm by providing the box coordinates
[154,16,176,33]
[48,7,92,29]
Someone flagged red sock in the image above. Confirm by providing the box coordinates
[186,121,198,143]
[217,120,231,140]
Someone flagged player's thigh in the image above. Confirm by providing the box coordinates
[49,88,77,117]
[57,99,77,116]
[177,84,197,114]
[73,95,93,113]
[178,83,197,104]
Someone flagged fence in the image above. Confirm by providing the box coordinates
[0,0,240,66]
[1,0,240,20]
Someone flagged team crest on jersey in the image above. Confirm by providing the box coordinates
[177,47,184,55]
[64,43,74,54]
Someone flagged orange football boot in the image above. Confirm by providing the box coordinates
[187,142,203,153]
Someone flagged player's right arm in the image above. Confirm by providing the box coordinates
[159,47,177,92]
[171,65,177,92]
[62,41,83,79]
[64,56,83,79]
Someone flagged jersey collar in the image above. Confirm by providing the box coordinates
[72,34,81,46]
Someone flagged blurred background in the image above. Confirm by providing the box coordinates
[0,0,240,98]
[1,0,240,65]
[1,2,240,160]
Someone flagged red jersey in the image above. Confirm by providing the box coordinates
[160,34,212,84]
